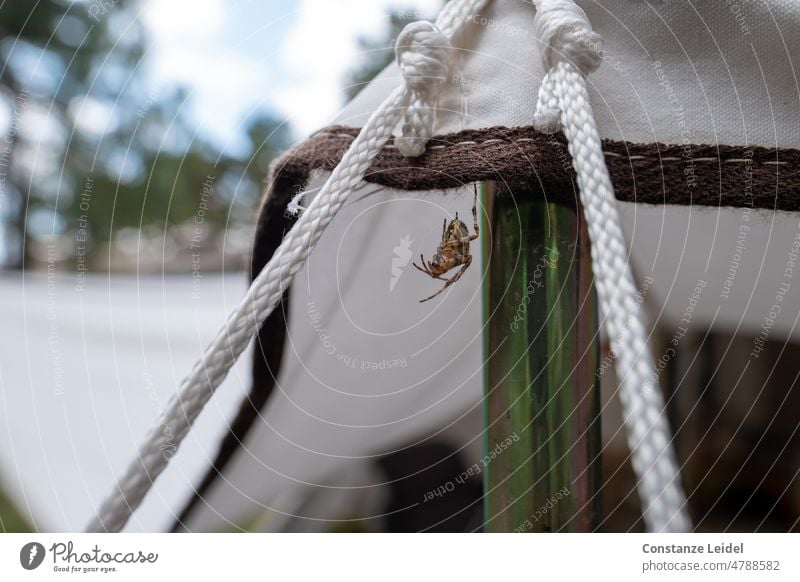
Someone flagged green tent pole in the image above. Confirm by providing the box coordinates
[482,182,601,532]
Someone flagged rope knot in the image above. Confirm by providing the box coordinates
[395,21,454,157]
[532,0,604,133]
[396,20,453,96]
[533,0,603,76]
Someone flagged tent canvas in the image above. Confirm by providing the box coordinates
[76,0,800,531]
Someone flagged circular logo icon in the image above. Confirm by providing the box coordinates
[19,542,45,570]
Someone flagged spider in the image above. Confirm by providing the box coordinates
[413,185,480,303]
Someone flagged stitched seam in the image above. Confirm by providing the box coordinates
[316,131,792,166]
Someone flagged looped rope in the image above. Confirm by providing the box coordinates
[88,0,691,534]
[85,0,489,533]
[532,73,560,134]
[531,0,602,133]
[531,0,692,532]
[395,21,454,157]
[532,0,602,75]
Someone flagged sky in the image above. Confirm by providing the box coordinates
[0,0,442,262]
[141,0,442,153]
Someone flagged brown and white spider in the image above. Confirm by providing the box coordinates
[413,185,480,303]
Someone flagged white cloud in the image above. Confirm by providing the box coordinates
[141,0,226,40]
[273,0,442,137]
[141,0,276,154]
[141,0,443,147]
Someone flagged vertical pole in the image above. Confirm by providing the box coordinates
[482,182,601,532]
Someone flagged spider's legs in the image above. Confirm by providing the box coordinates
[419,255,473,302]
[421,254,435,275]
[412,254,430,276]
[445,254,472,287]
[461,184,481,242]
[414,255,444,280]
[441,218,446,241]
[458,185,481,243]
[419,282,449,303]
[414,254,450,281]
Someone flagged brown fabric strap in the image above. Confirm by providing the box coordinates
[277,124,800,210]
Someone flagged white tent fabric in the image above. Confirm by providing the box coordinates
[183,0,800,530]
[0,274,250,532]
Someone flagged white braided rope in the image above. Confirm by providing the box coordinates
[90,0,690,533]
[86,88,407,532]
[393,0,488,156]
[86,0,489,532]
[435,0,487,37]
[533,0,691,532]
[395,21,453,157]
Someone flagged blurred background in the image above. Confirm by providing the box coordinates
[0,0,444,532]
[1,0,799,534]
[0,0,439,273]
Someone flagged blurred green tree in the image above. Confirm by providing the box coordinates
[0,0,288,271]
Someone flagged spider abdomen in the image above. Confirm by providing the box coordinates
[428,249,462,276]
